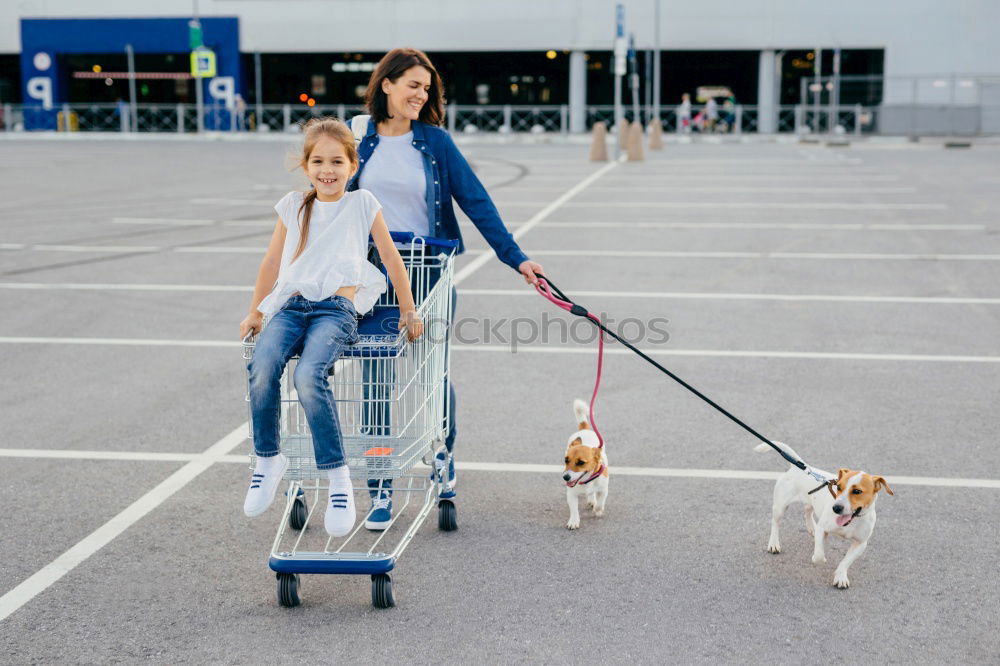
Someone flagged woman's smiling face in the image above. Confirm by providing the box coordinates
[382,65,432,122]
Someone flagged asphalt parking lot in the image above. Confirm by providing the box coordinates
[1,134,998,664]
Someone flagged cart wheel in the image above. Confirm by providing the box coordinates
[277,573,301,608]
[289,497,308,531]
[438,499,457,532]
[371,573,395,609]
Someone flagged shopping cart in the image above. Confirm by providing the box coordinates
[242,233,457,608]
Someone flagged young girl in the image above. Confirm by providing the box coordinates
[239,117,422,537]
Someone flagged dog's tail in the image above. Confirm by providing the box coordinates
[573,399,591,430]
[754,440,802,465]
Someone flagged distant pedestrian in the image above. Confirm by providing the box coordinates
[234,93,247,131]
[705,97,719,132]
[722,96,736,132]
[678,93,692,133]
[114,97,130,132]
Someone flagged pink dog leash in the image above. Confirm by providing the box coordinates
[535,275,605,449]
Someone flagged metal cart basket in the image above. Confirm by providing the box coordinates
[242,233,457,608]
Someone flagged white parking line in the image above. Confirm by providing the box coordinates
[527,249,1000,261]
[501,186,919,194]
[174,246,265,254]
[112,217,216,226]
[0,336,238,347]
[454,462,1000,489]
[111,217,274,227]
[456,345,1000,364]
[31,244,161,253]
[527,174,902,182]
[537,222,981,231]
[556,202,949,211]
[1,336,999,363]
[189,198,274,206]
[6,283,1000,304]
[0,448,996,489]
[0,282,251,292]
[0,423,249,623]
[510,158,866,166]
[0,448,200,463]
[458,289,1000,305]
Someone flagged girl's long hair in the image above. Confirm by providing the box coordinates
[292,117,358,262]
[365,47,445,127]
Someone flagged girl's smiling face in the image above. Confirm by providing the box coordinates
[382,65,432,122]
[305,136,355,201]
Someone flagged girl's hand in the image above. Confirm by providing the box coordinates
[518,260,544,285]
[400,309,423,342]
[240,311,263,340]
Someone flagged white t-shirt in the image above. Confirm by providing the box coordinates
[358,131,429,238]
[256,189,387,316]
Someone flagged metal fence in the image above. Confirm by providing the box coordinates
[1,101,994,136]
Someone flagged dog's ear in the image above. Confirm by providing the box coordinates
[591,446,603,471]
[828,468,850,498]
[569,437,582,448]
[872,475,894,496]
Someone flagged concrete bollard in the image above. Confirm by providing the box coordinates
[617,119,630,150]
[648,118,664,150]
[627,121,645,161]
[590,121,609,162]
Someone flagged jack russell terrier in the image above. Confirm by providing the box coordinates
[756,441,894,588]
[563,399,609,530]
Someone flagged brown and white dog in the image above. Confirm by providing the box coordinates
[756,441,894,588]
[563,399,609,530]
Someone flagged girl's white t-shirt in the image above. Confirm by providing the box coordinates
[256,189,387,316]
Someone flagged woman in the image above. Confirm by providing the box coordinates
[349,47,543,529]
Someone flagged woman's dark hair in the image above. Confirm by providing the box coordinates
[365,48,445,127]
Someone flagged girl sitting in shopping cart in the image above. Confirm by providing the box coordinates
[238,116,423,537]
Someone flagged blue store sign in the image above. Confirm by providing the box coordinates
[19,17,241,130]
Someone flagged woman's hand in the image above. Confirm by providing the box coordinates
[518,260,545,285]
[240,311,263,340]
[400,309,423,342]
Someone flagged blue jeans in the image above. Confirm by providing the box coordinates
[248,295,359,470]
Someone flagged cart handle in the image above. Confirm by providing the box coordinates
[371,231,460,250]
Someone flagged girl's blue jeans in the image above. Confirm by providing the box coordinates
[247,295,359,470]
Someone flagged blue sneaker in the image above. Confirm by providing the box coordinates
[365,480,392,530]
[434,451,456,499]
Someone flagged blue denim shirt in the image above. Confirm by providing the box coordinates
[348,119,529,272]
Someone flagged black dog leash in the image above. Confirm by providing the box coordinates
[535,273,830,486]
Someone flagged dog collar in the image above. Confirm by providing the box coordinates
[566,464,606,488]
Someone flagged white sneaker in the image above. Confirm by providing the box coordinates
[325,487,357,537]
[243,454,289,517]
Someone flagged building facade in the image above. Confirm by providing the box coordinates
[2,1,997,133]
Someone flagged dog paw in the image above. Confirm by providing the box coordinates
[767,543,781,554]
[806,526,815,536]
[586,500,597,510]
[811,553,827,564]
[566,519,580,530]
[833,572,850,589]
[593,507,604,517]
